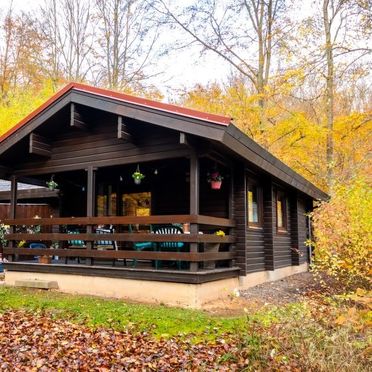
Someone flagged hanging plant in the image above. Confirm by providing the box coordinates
[207,171,223,190]
[132,165,145,185]
[46,175,58,190]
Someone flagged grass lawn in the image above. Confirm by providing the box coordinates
[0,286,370,371]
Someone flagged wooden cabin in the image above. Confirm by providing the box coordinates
[0,83,327,307]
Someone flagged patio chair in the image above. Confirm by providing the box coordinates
[66,230,85,264]
[153,224,184,270]
[30,242,47,261]
[94,225,123,266]
[129,224,154,267]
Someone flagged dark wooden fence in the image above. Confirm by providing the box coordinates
[1,215,236,272]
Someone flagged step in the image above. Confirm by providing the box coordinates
[14,279,58,290]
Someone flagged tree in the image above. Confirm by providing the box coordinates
[295,0,372,190]
[0,5,45,102]
[40,0,95,83]
[94,0,161,91]
[151,0,290,131]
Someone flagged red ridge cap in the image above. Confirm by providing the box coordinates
[0,82,231,144]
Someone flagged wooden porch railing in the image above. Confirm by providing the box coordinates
[1,215,236,271]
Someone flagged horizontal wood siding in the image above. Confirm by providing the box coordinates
[297,197,309,264]
[246,227,265,273]
[273,190,292,269]
[290,195,300,265]
[263,180,275,270]
[234,167,246,274]
[13,111,189,175]
[0,203,54,220]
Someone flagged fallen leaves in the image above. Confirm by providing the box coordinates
[0,310,245,371]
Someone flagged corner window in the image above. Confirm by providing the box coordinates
[276,190,287,231]
[247,182,262,228]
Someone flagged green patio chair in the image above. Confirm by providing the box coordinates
[129,224,154,267]
[153,224,184,270]
[66,230,85,264]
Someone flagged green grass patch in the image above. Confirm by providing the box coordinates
[0,286,245,341]
[0,286,370,370]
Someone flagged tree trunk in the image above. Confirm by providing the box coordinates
[323,0,335,191]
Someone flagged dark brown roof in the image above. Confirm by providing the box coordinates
[0,83,231,145]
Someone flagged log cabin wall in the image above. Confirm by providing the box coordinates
[263,179,275,271]
[246,174,266,274]
[11,108,190,176]
[297,197,310,265]
[272,186,293,269]
[0,203,54,219]
[233,166,247,275]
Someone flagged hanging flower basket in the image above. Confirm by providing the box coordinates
[132,165,145,185]
[46,175,58,190]
[207,171,223,190]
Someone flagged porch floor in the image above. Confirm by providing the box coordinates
[4,261,240,284]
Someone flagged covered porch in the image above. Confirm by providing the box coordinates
[2,155,238,284]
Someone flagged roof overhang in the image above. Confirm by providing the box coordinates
[0,83,328,201]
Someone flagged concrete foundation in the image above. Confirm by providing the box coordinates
[238,262,308,289]
[5,263,308,308]
[5,271,239,308]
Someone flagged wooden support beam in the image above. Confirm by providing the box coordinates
[7,176,17,261]
[117,116,133,142]
[70,103,88,130]
[189,152,200,272]
[179,132,189,146]
[29,133,51,158]
[85,165,96,265]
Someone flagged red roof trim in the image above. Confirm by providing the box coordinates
[0,82,231,144]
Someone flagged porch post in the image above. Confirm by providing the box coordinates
[228,169,235,267]
[86,166,96,265]
[189,152,199,272]
[8,175,17,261]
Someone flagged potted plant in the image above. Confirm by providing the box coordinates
[46,175,58,190]
[207,171,223,190]
[204,230,225,269]
[132,165,145,185]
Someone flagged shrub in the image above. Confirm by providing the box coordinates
[311,178,371,289]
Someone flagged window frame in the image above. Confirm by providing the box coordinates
[246,179,263,229]
[276,189,288,233]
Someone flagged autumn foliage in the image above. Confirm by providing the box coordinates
[311,178,372,289]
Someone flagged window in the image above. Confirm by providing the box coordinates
[96,184,117,216]
[122,192,151,216]
[276,190,287,231]
[247,182,262,228]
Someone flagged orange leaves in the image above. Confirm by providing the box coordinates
[0,310,245,371]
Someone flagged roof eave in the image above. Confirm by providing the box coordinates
[222,125,328,201]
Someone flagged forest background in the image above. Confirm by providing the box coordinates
[0,0,370,194]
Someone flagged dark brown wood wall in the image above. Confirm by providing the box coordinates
[233,167,247,274]
[297,197,309,264]
[263,180,275,270]
[0,204,54,220]
[273,188,293,269]
[13,113,189,176]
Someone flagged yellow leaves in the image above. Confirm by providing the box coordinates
[335,315,347,325]
[0,79,57,136]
